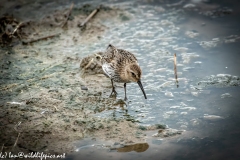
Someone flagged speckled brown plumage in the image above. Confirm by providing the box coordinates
[80,52,104,76]
[102,44,147,100]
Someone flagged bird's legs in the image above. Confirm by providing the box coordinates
[124,83,127,101]
[110,79,117,96]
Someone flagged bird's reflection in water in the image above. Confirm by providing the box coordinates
[117,143,149,152]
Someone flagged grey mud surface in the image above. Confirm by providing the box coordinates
[0,1,181,156]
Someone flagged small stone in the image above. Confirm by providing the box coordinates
[155,124,167,129]
[81,85,88,90]
[114,142,120,145]
[138,125,147,130]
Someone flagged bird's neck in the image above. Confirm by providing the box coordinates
[120,64,132,83]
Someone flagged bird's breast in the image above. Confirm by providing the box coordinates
[102,63,115,78]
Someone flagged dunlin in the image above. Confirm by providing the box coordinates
[102,44,147,100]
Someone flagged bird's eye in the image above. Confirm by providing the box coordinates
[131,72,135,77]
[96,56,100,60]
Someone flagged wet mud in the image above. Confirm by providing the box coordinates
[0,1,182,156]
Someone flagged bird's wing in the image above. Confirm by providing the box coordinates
[117,49,138,63]
[103,44,118,63]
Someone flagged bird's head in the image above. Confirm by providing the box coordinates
[125,63,147,99]
[126,63,142,82]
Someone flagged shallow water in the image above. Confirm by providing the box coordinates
[87,0,240,126]
[70,0,240,159]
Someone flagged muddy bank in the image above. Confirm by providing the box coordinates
[0,1,183,156]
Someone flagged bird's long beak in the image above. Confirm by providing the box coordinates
[137,80,147,99]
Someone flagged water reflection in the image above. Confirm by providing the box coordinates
[116,143,149,152]
[71,0,240,159]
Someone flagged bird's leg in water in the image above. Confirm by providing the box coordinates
[124,83,127,101]
[110,79,117,96]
